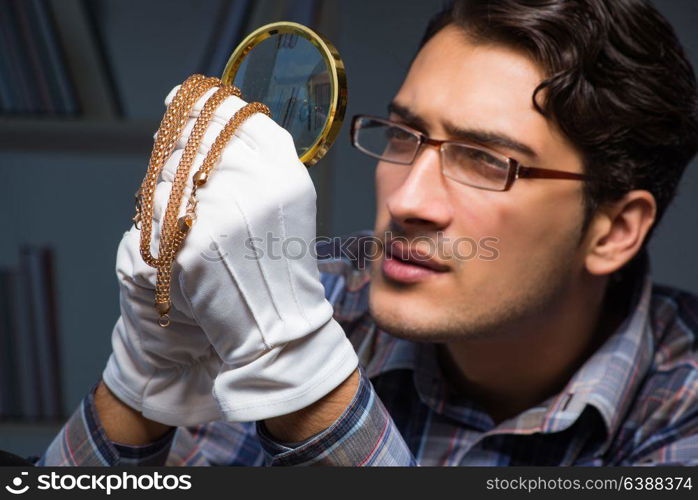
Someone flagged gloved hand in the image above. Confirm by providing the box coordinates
[109,84,358,424]
[167,85,358,422]
[102,210,224,427]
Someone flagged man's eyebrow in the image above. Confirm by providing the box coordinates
[388,102,429,131]
[388,101,539,160]
[444,122,540,160]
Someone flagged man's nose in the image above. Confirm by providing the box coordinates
[385,145,453,231]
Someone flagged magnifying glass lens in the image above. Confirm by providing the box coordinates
[222,22,346,166]
[233,34,331,158]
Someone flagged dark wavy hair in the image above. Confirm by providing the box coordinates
[421,0,698,236]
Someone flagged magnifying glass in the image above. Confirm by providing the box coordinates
[221,22,347,167]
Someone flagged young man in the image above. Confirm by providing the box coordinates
[41,0,697,465]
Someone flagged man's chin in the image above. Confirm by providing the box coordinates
[368,280,512,343]
[368,266,445,339]
[368,286,455,343]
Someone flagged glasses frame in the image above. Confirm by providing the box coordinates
[350,115,590,191]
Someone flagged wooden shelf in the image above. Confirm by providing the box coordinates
[0,118,159,155]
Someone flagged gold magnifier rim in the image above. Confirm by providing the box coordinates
[221,21,347,167]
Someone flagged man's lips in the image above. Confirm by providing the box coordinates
[386,239,450,272]
[381,239,450,283]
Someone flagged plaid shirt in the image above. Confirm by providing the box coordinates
[39,231,698,466]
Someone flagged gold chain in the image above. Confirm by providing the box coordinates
[133,75,271,327]
[135,74,222,268]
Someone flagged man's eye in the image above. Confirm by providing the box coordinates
[386,127,414,142]
[468,149,508,169]
[447,146,510,176]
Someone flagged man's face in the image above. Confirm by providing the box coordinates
[368,25,589,342]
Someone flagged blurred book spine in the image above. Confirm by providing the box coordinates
[0,270,21,419]
[0,246,63,422]
[0,0,79,116]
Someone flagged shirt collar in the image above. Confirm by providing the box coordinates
[343,246,655,442]
[540,256,655,439]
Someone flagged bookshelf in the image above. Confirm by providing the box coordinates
[0,0,338,460]
[0,118,157,154]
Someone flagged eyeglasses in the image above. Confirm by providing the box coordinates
[350,115,590,192]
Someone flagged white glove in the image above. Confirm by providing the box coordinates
[174,86,358,421]
[117,85,358,423]
[102,224,224,427]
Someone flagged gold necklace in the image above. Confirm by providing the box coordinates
[133,74,270,327]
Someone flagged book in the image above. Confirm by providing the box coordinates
[20,246,63,421]
[13,0,55,114]
[0,0,39,113]
[0,0,80,115]
[0,269,21,419]
[25,0,80,115]
[14,254,42,421]
[47,0,119,117]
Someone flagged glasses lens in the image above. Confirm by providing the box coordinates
[442,143,511,190]
[353,117,419,164]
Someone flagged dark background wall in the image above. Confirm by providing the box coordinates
[0,0,696,457]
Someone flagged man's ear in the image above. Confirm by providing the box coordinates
[584,190,657,276]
